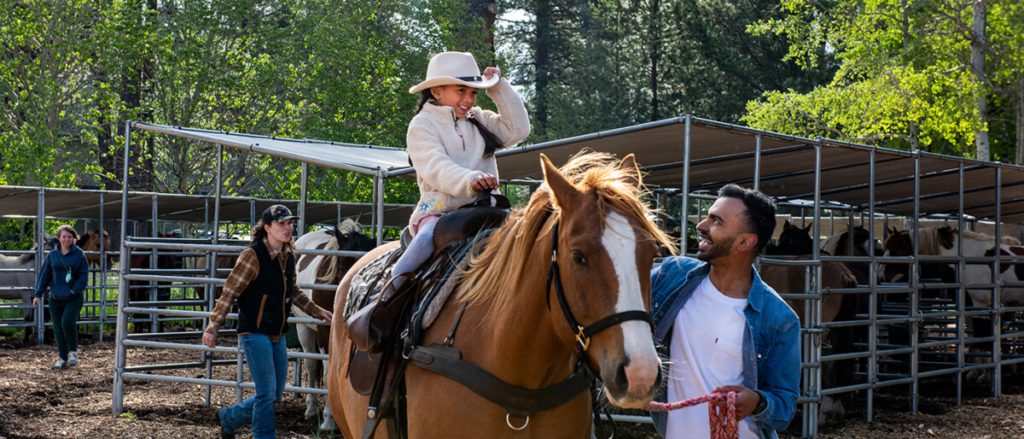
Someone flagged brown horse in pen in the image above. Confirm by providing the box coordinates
[327,152,675,438]
[760,221,861,424]
[76,229,112,269]
[126,232,186,332]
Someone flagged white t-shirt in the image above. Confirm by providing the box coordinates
[665,277,760,439]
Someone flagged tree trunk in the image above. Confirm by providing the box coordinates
[971,0,989,161]
[534,0,551,135]
[1016,77,1024,164]
[648,0,659,121]
[466,0,497,54]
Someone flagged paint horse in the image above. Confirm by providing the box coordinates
[294,219,375,430]
[882,226,1024,383]
[881,226,1024,307]
[0,237,57,342]
[327,152,674,438]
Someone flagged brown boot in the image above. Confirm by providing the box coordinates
[347,273,415,353]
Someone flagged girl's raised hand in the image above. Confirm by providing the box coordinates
[482,66,501,80]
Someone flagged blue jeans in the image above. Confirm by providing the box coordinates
[49,294,83,361]
[219,334,289,438]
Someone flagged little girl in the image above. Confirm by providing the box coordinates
[389,51,531,291]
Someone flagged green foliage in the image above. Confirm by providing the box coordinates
[499,0,820,142]
[1,0,489,207]
[744,0,1024,159]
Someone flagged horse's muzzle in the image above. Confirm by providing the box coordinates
[604,355,662,408]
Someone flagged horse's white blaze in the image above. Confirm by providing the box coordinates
[602,211,660,401]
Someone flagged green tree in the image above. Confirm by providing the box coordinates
[499,0,818,142]
[0,0,109,187]
[744,0,1024,161]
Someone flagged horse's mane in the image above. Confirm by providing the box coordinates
[820,233,842,254]
[957,228,987,242]
[318,219,362,284]
[454,151,677,323]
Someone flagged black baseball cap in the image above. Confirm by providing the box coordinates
[262,205,300,224]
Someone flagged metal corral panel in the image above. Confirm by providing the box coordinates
[0,186,412,227]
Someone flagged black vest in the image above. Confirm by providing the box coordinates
[236,240,295,336]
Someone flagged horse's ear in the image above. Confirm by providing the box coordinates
[803,222,812,232]
[618,153,642,188]
[783,221,793,231]
[540,154,580,210]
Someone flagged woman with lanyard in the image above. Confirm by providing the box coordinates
[33,225,90,369]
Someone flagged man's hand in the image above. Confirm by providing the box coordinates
[713,384,763,419]
[32,297,40,307]
[202,331,217,348]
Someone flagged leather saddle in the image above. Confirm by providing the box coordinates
[345,195,510,401]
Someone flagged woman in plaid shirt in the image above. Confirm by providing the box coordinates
[203,205,333,439]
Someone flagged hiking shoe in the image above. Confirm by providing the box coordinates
[218,409,235,439]
[53,359,67,370]
[68,351,79,367]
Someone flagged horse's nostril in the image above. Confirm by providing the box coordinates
[616,359,629,391]
[655,365,663,389]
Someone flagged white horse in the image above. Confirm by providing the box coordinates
[0,238,55,342]
[293,219,375,431]
[882,226,1024,384]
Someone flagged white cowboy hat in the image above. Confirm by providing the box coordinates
[409,51,500,94]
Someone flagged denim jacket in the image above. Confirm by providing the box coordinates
[650,256,800,438]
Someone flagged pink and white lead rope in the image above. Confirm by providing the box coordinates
[646,391,738,439]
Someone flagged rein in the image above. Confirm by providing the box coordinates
[646,392,739,439]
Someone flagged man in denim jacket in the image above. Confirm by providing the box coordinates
[650,184,800,438]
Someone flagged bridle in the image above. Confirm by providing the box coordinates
[546,220,654,357]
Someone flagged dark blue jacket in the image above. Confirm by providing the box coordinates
[651,256,801,438]
[35,245,89,301]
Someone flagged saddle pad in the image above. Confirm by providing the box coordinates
[343,246,402,320]
[421,254,474,328]
[414,228,496,332]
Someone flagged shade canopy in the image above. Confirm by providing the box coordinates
[133,122,411,174]
[480,117,1024,223]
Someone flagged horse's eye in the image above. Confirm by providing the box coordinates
[571,249,588,266]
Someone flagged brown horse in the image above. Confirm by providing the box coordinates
[76,229,112,269]
[760,222,860,424]
[126,232,186,332]
[327,152,675,438]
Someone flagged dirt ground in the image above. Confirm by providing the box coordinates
[2,335,1024,438]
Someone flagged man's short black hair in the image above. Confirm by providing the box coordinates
[717,184,776,254]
